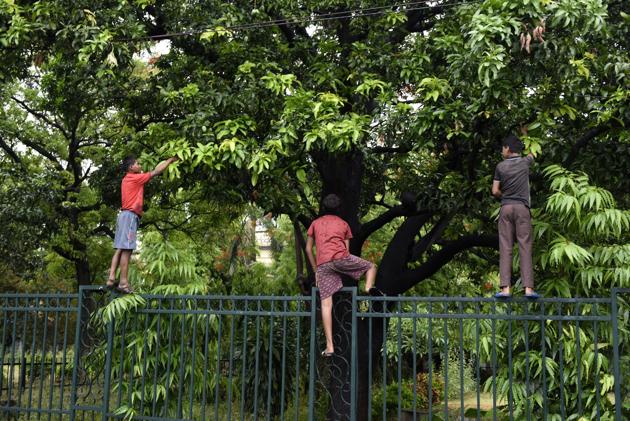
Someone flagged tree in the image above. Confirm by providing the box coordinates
[113,1,627,416]
[1,0,628,418]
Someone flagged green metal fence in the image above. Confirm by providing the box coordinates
[1,287,627,421]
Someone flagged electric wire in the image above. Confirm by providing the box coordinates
[116,0,480,42]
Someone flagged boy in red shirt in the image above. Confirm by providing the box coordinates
[305,194,378,356]
[106,155,178,293]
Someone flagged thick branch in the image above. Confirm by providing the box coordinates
[11,96,70,139]
[564,126,609,167]
[355,205,409,246]
[0,136,21,163]
[91,224,115,239]
[53,246,80,263]
[410,214,453,261]
[392,234,499,294]
[368,146,413,154]
[12,132,64,170]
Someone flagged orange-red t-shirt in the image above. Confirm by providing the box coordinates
[307,215,352,266]
[121,172,152,216]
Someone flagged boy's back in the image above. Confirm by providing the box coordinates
[494,155,534,207]
[307,215,352,266]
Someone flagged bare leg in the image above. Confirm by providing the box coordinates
[321,296,334,353]
[364,264,377,292]
[108,249,122,284]
[119,250,132,287]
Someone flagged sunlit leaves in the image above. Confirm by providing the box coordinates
[537,165,629,287]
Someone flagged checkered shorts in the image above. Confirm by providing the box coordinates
[316,255,373,300]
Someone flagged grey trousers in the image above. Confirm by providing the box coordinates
[498,203,534,288]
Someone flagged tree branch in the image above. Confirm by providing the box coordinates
[410,214,453,261]
[11,96,70,139]
[391,234,499,294]
[52,246,80,263]
[564,126,609,167]
[368,146,413,154]
[355,205,408,246]
[0,136,21,163]
[11,131,64,170]
[91,224,115,239]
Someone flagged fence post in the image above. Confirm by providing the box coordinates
[102,308,115,421]
[69,288,85,421]
[350,287,357,421]
[308,287,317,421]
[611,288,622,421]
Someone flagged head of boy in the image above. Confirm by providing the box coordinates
[501,134,524,158]
[321,193,341,215]
[121,155,142,174]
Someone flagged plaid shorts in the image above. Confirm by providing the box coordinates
[113,210,140,250]
[316,255,373,300]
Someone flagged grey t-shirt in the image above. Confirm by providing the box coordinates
[493,155,534,207]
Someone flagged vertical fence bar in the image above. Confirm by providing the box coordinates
[575,301,582,418]
[427,302,433,421]
[58,297,71,421]
[397,300,402,421]
[214,299,223,421]
[367,297,373,421]
[293,300,302,421]
[524,304,531,421]
[151,298,163,417]
[491,301,497,421]
[307,289,317,421]
[200,298,211,421]
[227,298,236,421]
[17,297,29,413]
[475,302,481,421]
[594,303,601,420]
[188,300,198,420]
[458,301,464,421]
[46,297,61,421]
[507,301,513,421]
[557,302,565,420]
[253,299,262,420]
[412,301,418,420]
[177,301,186,419]
[540,301,548,421]
[279,300,288,421]
[350,288,358,421]
[163,298,175,416]
[240,299,250,421]
[442,301,449,421]
[611,289,622,421]
[139,299,151,417]
[266,300,275,421]
[101,306,115,421]
[69,289,84,421]
[36,297,50,420]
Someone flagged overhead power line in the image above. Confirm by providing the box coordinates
[118,0,479,42]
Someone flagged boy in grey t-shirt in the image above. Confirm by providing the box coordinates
[492,134,540,299]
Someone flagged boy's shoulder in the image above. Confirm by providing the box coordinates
[313,214,346,226]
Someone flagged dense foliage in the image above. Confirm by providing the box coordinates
[0,0,628,419]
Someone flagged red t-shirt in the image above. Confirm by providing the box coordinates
[307,215,352,266]
[121,172,152,216]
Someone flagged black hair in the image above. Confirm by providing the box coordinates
[320,193,341,216]
[502,134,524,153]
[121,155,137,173]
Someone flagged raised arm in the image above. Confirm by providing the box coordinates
[150,157,179,177]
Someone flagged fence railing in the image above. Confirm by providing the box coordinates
[0,287,627,421]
